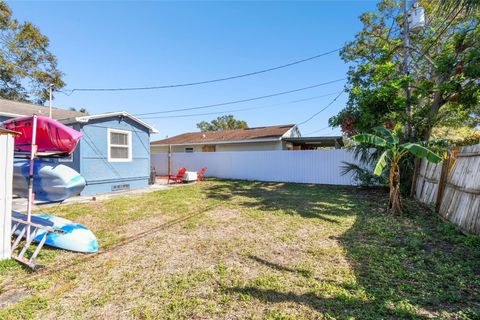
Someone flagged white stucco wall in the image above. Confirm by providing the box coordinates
[151,145,203,153]
[216,141,283,152]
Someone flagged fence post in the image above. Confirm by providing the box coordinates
[410,158,421,198]
[168,144,172,177]
[435,152,451,213]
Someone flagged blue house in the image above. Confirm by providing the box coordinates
[0,98,158,195]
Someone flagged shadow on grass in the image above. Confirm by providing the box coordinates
[204,179,364,223]
[207,180,480,318]
[223,286,431,319]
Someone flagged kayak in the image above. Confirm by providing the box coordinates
[1,115,82,156]
[12,211,99,253]
[13,159,86,202]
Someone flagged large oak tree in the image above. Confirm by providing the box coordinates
[197,115,248,132]
[329,0,479,142]
[0,1,65,104]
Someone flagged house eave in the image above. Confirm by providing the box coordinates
[63,112,159,134]
[151,137,282,147]
[0,111,27,118]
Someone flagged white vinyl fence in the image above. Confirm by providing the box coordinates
[151,149,360,185]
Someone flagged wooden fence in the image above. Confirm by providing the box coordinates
[415,143,480,235]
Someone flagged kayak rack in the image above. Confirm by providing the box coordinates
[10,217,58,269]
[13,150,70,158]
[10,114,55,269]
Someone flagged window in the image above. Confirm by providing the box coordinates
[185,147,194,153]
[108,129,132,162]
[202,145,216,152]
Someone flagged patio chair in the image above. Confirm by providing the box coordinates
[168,167,186,184]
[197,167,207,181]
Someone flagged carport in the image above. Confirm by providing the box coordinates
[283,136,344,150]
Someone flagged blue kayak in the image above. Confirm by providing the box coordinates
[13,159,86,202]
[12,211,99,253]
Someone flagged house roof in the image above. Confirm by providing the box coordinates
[151,124,295,146]
[0,98,85,120]
[62,112,159,134]
[0,99,158,134]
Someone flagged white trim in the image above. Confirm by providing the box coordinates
[68,112,159,134]
[151,137,282,147]
[281,125,300,139]
[107,128,132,162]
[0,111,26,118]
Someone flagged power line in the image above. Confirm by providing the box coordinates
[417,3,464,61]
[134,78,346,116]
[61,48,341,94]
[304,126,331,136]
[296,90,344,126]
[139,91,342,120]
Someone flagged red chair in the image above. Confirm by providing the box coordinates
[168,167,186,184]
[197,167,207,181]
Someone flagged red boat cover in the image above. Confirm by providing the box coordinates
[1,115,83,155]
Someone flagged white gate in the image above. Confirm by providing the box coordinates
[151,150,359,185]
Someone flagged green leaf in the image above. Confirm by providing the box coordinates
[374,150,389,176]
[401,143,443,163]
[373,126,399,144]
[352,134,388,147]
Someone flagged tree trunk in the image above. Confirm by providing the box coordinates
[388,162,402,215]
[423,80,446,141]
[410,157,421,198]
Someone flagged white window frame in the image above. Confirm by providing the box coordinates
[107,128,132,162]
[185,147,194,153]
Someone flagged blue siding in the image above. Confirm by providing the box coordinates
[1,113,152,196]
[60,123,82,172]
[78,116,150,195]
[0,116,12,123]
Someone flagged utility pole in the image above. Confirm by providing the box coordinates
[48,84,53,118]
[402,0,412,140]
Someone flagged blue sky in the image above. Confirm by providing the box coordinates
[8,1,377,139]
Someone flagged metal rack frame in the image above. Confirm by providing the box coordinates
[10,115,59,269]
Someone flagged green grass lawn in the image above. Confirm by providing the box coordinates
[0,180,479,319]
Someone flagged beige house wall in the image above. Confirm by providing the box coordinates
[151,140,284,153]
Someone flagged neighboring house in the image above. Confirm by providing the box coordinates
[0,98,158,195]
[150,124,343,153]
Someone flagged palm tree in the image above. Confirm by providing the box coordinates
[352,127,443,215]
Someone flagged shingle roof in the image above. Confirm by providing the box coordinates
[0,98,85,120]
[151,124,295,145]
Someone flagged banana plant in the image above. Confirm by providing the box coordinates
[352,127,443,214]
